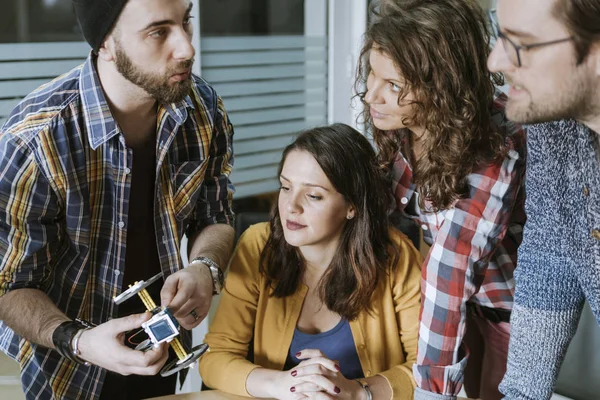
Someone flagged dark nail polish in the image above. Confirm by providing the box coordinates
[291,370,297,377]
[290,387,296,392]
[334,386,341,394]
[334,364,341,371]
[295,351,301,358]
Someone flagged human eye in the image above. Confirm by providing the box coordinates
[149,28,166,38]
[307,193,323,201]
[183,15,194,26]
[390,82,401,92]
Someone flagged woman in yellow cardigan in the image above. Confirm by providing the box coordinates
[199,123,422,399]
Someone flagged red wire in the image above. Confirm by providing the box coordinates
[127,328,147,345]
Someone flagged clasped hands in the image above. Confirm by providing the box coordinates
[269,349,366,400]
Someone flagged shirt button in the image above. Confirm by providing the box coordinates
[114,270,121,276]
[118,221,125,229]
[125,167,131,175]
[400,197,409,205]
[583,186,590,197]
[366,370,372,376]
[358,344,366,350]
[592,229,600,241]
[421,224,429,231]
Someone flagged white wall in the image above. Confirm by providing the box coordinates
[327,0,368,130]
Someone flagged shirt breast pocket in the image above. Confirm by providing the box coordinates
[170,160,208,220]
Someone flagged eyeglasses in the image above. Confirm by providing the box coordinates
[488,9,573,67]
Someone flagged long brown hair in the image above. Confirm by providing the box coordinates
[553,0,600,64]
[259,124,398,320]
[356,0,506,211]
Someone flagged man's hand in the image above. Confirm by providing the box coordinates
[77,312,169,375]
[160,262,213,330]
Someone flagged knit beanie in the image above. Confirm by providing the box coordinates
[72,0,129,53]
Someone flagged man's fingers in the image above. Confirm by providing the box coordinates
[163,284,193,314]
[112,346,157,369]
[117,343,169,373]
[171,298,197,319]
[177,306,206,330]
[142,342,170,366]
[107,312,151,336]
[160,275,179,308]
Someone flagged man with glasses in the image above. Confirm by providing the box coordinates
[488,1,600,399]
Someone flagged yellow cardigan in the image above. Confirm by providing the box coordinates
[199,223,422,399]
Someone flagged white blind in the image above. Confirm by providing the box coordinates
[202,35,328,198]
[0,42,89,126]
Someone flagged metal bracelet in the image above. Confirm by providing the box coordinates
[71,327,92,366]
[189,256,224,295]
[356,379,373,400]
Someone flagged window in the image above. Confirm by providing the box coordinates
[200,0,329,197]
[0,0,80,43]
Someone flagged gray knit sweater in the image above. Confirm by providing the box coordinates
[500,119,600,399]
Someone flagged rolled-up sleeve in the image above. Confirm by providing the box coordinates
[0,135,60,297]
[192,95,235,233]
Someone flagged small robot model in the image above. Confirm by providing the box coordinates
[113,273,209,377]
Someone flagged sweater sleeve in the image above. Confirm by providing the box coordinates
[378,229,423,399]
[198,223,269,396]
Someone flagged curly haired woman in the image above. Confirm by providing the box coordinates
[356,1,527,399]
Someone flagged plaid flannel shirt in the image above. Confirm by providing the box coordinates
[0,53,234,399]
[389,93,526,399]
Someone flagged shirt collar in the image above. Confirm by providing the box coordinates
[79,52,197,149]
[79,53,119,150]
[160,94,195,126]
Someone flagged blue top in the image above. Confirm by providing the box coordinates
[284,319,364,379]
[499,119,600,400]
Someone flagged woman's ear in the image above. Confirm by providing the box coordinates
[346,206,356,220]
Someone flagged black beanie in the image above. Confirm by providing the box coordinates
[72,0,129,53]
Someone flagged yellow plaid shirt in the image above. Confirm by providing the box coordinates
[0,53,234,399]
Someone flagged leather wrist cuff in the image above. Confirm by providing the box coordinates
[52,320,89,365]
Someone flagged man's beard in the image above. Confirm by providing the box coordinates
[114,45,193,104]
[505,65,596,125]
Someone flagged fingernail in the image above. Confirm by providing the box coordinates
[334,386,341,394]
[290,387,296,392]
[334,364,341,371]
[295,351,301,358]
[291,370,297,377]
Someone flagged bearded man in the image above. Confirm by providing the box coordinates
[488,1,600,398]
[0,0,235,399]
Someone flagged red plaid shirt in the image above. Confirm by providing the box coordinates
[390,93,527,398]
